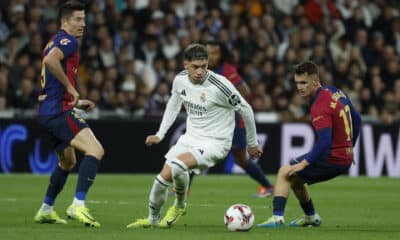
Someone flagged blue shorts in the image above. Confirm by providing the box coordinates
[37,110,88,151]
[290,154,350,185]
[231,113,246,150]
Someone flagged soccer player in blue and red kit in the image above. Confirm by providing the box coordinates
[206,41,274,197]
[257,61,361,228]
[34,1,103,227]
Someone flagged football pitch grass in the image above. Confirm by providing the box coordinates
[0,174,399,240]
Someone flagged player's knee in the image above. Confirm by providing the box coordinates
[59,159,76,171]
[234,158,248,168]
[87,144,104,160]
[168,158,189,178]
[277,165,291,178]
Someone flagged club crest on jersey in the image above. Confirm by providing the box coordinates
[200,92,206,102]
[60,38,71,45]
[228,94,240,106]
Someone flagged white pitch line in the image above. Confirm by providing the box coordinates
[0,198,17,202]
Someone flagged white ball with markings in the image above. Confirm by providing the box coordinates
[224,204,254,231]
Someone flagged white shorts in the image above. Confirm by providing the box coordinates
[165,137,231,171]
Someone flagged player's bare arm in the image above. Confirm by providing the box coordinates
[145,135,161,146]
[44,47,79,106]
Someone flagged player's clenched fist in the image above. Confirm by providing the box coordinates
[145,135,161,146]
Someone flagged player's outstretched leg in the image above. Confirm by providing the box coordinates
[66,155,101,227]
[159,158,189,228]
[34,164,69,224]
[127,174,170,228]
[233,148,274,198]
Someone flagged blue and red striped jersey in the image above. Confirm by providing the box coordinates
[310,85,360,165]
[37,30,79,116]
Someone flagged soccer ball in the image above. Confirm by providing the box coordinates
[224,204,255,231]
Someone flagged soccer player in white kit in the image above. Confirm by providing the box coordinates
[126,43,262,228]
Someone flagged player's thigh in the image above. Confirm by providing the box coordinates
[296,161,350,185]
[56,146,76,170]
[37,110,88,152]
[70,127,104,159]
[166,141,230,170]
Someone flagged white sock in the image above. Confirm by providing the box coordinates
[40,203,53,214]
[173,170,189,209]
[148,175,170,223]
[273,215,285,222]
[72,197,85,207]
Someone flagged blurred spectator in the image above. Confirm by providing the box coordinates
[0,0,398,124]
[14,78,37,109]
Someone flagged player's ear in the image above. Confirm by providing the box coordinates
[183,60,189,70]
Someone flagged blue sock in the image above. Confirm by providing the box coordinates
[44,165,69,206]
[273,196,287,216]
[300,199,315,216]
[244,161,272,188]
[75,155,100,200]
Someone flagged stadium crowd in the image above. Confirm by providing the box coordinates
[0,0,399,124]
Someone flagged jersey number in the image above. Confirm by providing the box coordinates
[339,105,353,141]
[40,64,46,88]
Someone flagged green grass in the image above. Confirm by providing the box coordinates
[0,174,399,240]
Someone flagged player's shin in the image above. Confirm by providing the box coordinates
[148,175,170,223]
[41,165,70,212]
[170,158,189,208]
[74,155,100,206]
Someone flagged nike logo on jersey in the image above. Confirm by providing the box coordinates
[181,89,186,96]
[198,149,204,155]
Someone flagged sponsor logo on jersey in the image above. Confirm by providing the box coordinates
[60,38,71,45]
[180,89,186,96]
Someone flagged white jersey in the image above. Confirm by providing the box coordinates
[156,70,258,148]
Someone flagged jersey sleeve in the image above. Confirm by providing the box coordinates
[53,35,78,58]
[155,77,183,140]
[213,75,258,147]
[310,91,332,131]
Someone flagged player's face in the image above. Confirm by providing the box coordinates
[294,73,319,97]
[184,59,208,84]
[206,45,221,69]
[63,10,86,38]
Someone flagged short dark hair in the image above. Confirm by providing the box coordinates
[294,61,319,76]
[183,43,208,61]
[205,40,231,63]
[58,1,85,23]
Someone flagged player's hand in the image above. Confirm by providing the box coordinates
[247,145,263,159]
[77,99,95,112]
[287,160,309,177]
[145,135,161,146]
[67,85,79,106]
